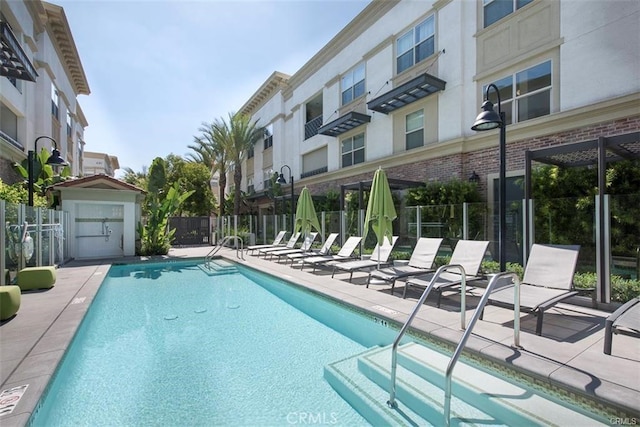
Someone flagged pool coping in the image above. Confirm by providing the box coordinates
[0,246,638,425]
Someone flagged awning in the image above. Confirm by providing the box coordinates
[318,111,371,137]
[367,73,446,114]
[1,22,37,82]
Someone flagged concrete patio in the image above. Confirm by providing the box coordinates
[0,245,638,425]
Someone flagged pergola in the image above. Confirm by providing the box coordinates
[524,131,640,303]
[339,178,424,212]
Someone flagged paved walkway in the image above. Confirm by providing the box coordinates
[1,246,638,425]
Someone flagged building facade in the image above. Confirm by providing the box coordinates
[238,0,639,214]
[1,0,90,183]
[82,151,120,177]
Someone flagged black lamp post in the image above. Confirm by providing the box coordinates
[471,83,506,271]
[28,136,68,207]
[276,165,294,232]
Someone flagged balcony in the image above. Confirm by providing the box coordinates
[304,115,323,140]
[0,22,37,82]
[300,166,328,179]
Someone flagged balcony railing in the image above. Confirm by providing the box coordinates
[304,115,323,140]
[300,166,328,179]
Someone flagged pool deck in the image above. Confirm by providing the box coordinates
[1,245,638,425]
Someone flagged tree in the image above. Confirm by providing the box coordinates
[224,112,264,215]
[121,166,148,190]
[137,181,194,255]
[190,120,231,217]
[165,154,216,216]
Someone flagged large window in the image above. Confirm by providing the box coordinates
[67,112,73,137]
[405,110,424,150]
[264,124,273,150]
[483,0,534,28]
[341,63,365,105]
[341,133,365,168]
[51,84,59,119]
[485,60,551,125]
[396,15,435,74]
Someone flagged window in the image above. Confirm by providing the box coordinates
[405,110,424,150]
[341,63,365,105]
[485,60,551,125]
[396,15,435,74]
[483,0,534,28]
[247,177,254,194]
[51,84,59,119]
[264,124,273,150]
[341,133,365,168]
[67,112,73,137]
[247,145,254,159]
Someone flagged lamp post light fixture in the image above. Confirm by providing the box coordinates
[471,83,507,271]
[28,136,68,207]
[468,171,480,184]
[276,165,294,232]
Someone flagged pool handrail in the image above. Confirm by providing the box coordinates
[387,263,467,409]
[443,271,521,427]
[205,235,244,266]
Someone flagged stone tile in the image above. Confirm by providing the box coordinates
[7,350,64,384]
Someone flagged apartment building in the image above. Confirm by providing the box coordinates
[82,151,120,177]
[1,0,89,183]
[239,0,639,215]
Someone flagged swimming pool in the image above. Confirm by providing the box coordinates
[28,260,399,426]
[28,259,609,426]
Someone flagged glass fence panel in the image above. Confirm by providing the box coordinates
[533,196,596,275]
[610,194,640,281]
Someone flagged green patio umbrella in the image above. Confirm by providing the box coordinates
[363,167,397,268]
[294,186,322,250]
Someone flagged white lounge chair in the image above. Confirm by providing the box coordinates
[285,233,339,266]
[257,233,301,257]
[246,230,287,255]
[367,237,443,295]
[267,232,318,261]
[299,236,362,272]
[330,236,399,282]
[480,244,581,336]
[404,240,490,307]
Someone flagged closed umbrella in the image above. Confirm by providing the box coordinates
[294,187,322,251]
[363,167,397,268]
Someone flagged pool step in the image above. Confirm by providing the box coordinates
[199,259,238,276]
[327,342,606,426]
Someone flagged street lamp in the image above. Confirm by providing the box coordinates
[28,136,68,206]
[471,83,506,271]
[276,165,294,232]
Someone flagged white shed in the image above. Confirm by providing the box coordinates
[50,175,145,260]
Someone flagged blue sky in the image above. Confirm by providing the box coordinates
[56,0,371,176]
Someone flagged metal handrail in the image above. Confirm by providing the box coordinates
[205,235,244,267]
[443,271,521,426]
[387,264,467,409]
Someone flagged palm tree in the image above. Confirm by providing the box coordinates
[225,112,263,215]
[189,120,230,217]
[121,166,148,189]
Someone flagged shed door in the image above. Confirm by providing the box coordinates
[75,203,124,259]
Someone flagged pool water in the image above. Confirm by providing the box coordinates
[29,261,399,426]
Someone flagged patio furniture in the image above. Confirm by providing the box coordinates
[604,297,640,355]
[367,237,443,295]
[246,230,287,254]
[267,232,318,261]
[480,244,580,336]
[330,236,399,282]
[285,233,339,266]
[17,266,57,291]
[257,233,301,257]
[403,240,490,306]
[299,236,363,272]
[0,285,21,320]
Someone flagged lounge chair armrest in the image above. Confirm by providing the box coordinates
[537,290,579,311]
[607,297,640,324]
